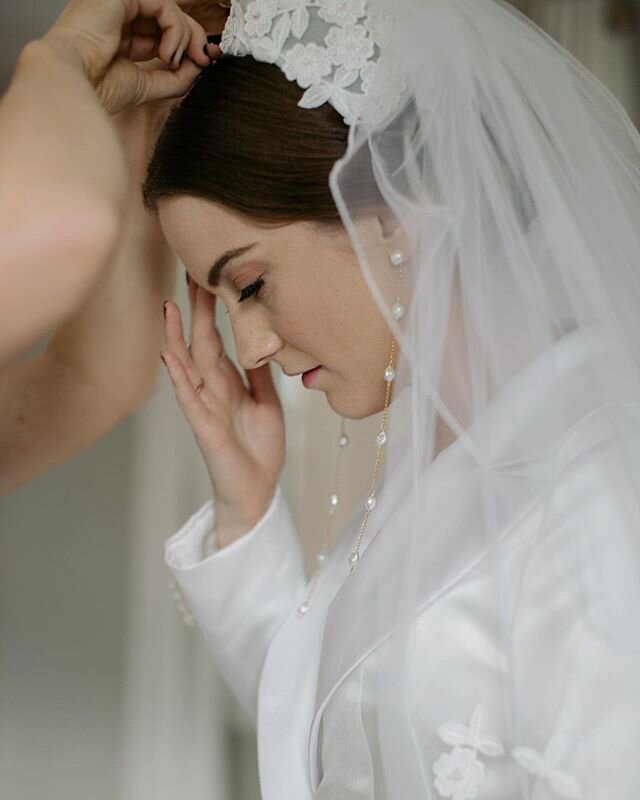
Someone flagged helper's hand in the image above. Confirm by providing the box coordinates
[161,278,286,543]
[133,2,229,135]
[43,0,217,115]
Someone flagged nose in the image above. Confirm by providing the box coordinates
[229,311,283,370]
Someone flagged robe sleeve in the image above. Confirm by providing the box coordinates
[164,484,307,726]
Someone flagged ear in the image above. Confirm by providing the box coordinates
[374,208,416,261]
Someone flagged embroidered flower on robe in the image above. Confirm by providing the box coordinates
[433,706,583,800]
[433,704,505,798]
[512,735,583,799]
[433,746,486,799]
[437,704,505,757]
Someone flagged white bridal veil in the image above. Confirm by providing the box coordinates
[323,0,640,796]
[215,0,640,794]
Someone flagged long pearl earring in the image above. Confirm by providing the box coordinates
[296,249,405,617]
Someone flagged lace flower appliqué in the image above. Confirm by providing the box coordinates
[325,23,374,71]
[317,0,367,27]
[283,42,332,88]
[219,0,407,127]
[243,0,279,36]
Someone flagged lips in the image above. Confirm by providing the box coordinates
[301,366,322,388]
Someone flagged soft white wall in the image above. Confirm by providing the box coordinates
[0,410,134,799]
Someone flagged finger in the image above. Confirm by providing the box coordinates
[182,12,215,67]
[134,57,206,104]
[164,300,204,388]
[125,0,183,67]
[120,34,161,62]
[246,363,280,406]
[126,14,208,63]
[191,286,226,378]
[130,18,162,37]
[190,288,247,399]
[160,350,216,434]
[167,19,191,69]
[187,271,198,309]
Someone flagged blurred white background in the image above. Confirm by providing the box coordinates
[0,1,638,799]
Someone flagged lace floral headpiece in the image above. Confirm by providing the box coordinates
[219,0,408,126]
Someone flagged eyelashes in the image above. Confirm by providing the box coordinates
[238,277,265,303]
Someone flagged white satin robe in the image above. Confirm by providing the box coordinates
[165,326,640,799]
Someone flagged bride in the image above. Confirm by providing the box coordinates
[151,1,640,798]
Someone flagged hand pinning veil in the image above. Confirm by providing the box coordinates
[326,0,640,796]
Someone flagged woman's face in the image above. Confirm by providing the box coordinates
[157,195,402,419]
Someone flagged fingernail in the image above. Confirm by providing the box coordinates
[207,34,222,44]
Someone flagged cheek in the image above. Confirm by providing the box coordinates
[274,281,323,337]
[277,264,369,351]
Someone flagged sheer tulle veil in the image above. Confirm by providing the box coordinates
[325,0,640,794]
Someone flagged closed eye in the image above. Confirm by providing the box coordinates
[238,277,265,303]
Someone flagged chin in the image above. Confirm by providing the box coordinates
[325,388,386,420]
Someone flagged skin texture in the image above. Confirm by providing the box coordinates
[157,194,409,542]
[158,194,407,420]
[156,195,462,544]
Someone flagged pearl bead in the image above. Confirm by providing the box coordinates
[338,434,349,447]
[384,366,396,382]
[330,493,339,507]
[348,551,360,566]
[390,249,405,266]
[376,431,388,447]
[392,302,405,319]
[298,601,310,616]
[366,495,377,511]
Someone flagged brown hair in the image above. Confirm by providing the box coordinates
[142,55,358,227]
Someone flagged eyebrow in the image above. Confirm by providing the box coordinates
[207,243,258,287]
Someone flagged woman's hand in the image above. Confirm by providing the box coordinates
[43,0,217,115]
[161,279,286,542]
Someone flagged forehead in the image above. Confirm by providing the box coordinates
[157,195,283,244]
[157,195,352,263]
